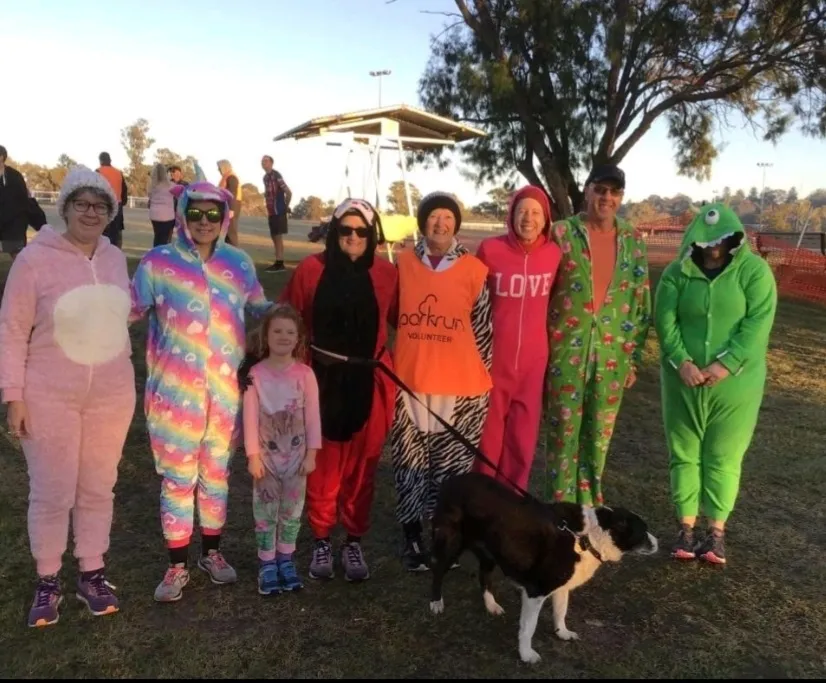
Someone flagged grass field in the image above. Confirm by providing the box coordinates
[0,250,825,679]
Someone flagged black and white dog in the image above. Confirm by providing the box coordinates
[428,473,658,664]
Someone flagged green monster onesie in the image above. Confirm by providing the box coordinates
[544,215,652,505]
[655,203,778,528]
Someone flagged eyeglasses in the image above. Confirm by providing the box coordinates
[186,207,223,224]
[592,185,623,197]
[72,199,110,215]
[337,225,370,239]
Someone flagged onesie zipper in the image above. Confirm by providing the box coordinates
[514,252,528,373]
[86,252,100,396]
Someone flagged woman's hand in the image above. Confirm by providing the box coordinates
[678,361,707,388]
[7,400,31,439]
[247,452,265,480]
[300,450,317,476]
[702,361,730,387]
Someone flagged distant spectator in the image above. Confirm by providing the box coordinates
[217,160,242,247]
[148,163,176,247]
[167,165,189,213]
[0,145,32,259]
[96,152,128,249]
[262,155,292,273]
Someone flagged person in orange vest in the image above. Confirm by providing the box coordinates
[217,160,242,247]
[96,152,128,249]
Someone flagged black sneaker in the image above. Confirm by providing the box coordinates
[671,524,697,560]
[402,535,430,573]
[696,529,726,566]
[264,261,285,273]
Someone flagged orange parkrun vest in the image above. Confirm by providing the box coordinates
[394,250,493,396]
[97,166,123,202]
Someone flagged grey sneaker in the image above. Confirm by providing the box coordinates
[696,529,726,566]
[341,541,370,582]
[154,564,190,602]
[197,550,238,585]
[309,539,334,580]
[671,525,697,560]
[28,575,62,628]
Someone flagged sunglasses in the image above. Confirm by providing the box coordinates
[186,207,223,224]
[592,185,623,197]
[337,225,370,239]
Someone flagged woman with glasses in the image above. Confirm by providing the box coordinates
[0,165,136,627]
[280,198,397,584]
[130,180,272,603]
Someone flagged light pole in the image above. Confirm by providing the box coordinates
[370,69,391,107]
[369,69,391,210]
[757,162,772,230]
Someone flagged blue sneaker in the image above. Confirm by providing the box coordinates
[258,561,281,596]
[277,559,303,592]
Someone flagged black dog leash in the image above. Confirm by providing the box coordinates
[310,344,603,562]
[310,344,537,503]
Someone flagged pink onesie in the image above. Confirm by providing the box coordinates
[243,360,322,560]
[475,196,562,493]
[0,226,136,576]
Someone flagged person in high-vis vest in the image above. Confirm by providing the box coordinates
[217,160,242,247]
[389,191,493,573]
[96,152,128,249]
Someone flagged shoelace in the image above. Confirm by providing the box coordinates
[87,574,116,597]
[314,542,332,564]
[207,553,229,570]
[35,579,60,607]
[345,543,363,566]
[280,561,298,580]
[164,567,187,585]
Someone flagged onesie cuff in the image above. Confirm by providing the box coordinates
[667,351,692,371]
[716,350,743,375]
[2,388,23,403]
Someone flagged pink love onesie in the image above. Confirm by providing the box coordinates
[474,186,561,493]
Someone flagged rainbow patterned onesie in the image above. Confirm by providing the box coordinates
[130,181,273,548]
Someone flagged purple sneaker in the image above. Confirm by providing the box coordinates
[76,570,120,616]
[28,575,62,628]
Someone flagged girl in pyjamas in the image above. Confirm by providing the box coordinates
[240,304,322,595]
[130,181,272,603]
[0,166,136,627]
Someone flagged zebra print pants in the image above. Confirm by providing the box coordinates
[390,389,490,525]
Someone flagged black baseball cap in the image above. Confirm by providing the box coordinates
[585,163,625,189]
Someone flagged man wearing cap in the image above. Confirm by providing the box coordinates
[544,164,652,506]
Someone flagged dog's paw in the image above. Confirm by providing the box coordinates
[429,599,444,615]
[483,590,505,616]
[519,648,541,664]
[555,628,579,641]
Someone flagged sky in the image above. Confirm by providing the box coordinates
[3,0,825,206]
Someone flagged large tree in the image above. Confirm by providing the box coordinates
[416,0,826,216]
[121,118,155,198]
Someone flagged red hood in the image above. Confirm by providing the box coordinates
[505,185,553,252]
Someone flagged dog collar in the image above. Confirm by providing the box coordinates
[578,535,603,563]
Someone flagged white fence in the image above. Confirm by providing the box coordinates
[31,190,506,232]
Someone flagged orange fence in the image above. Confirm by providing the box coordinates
[638,224,826,305]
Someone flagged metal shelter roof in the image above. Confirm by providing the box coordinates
[272,103,486,150]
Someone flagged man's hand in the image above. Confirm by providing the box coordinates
[624,368,637,389]
[678,361,707,388]
[702,361,730,387]
[7,400,31,439]
[247,453,265,480]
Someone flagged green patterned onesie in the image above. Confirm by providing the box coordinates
[544,215,652,505]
